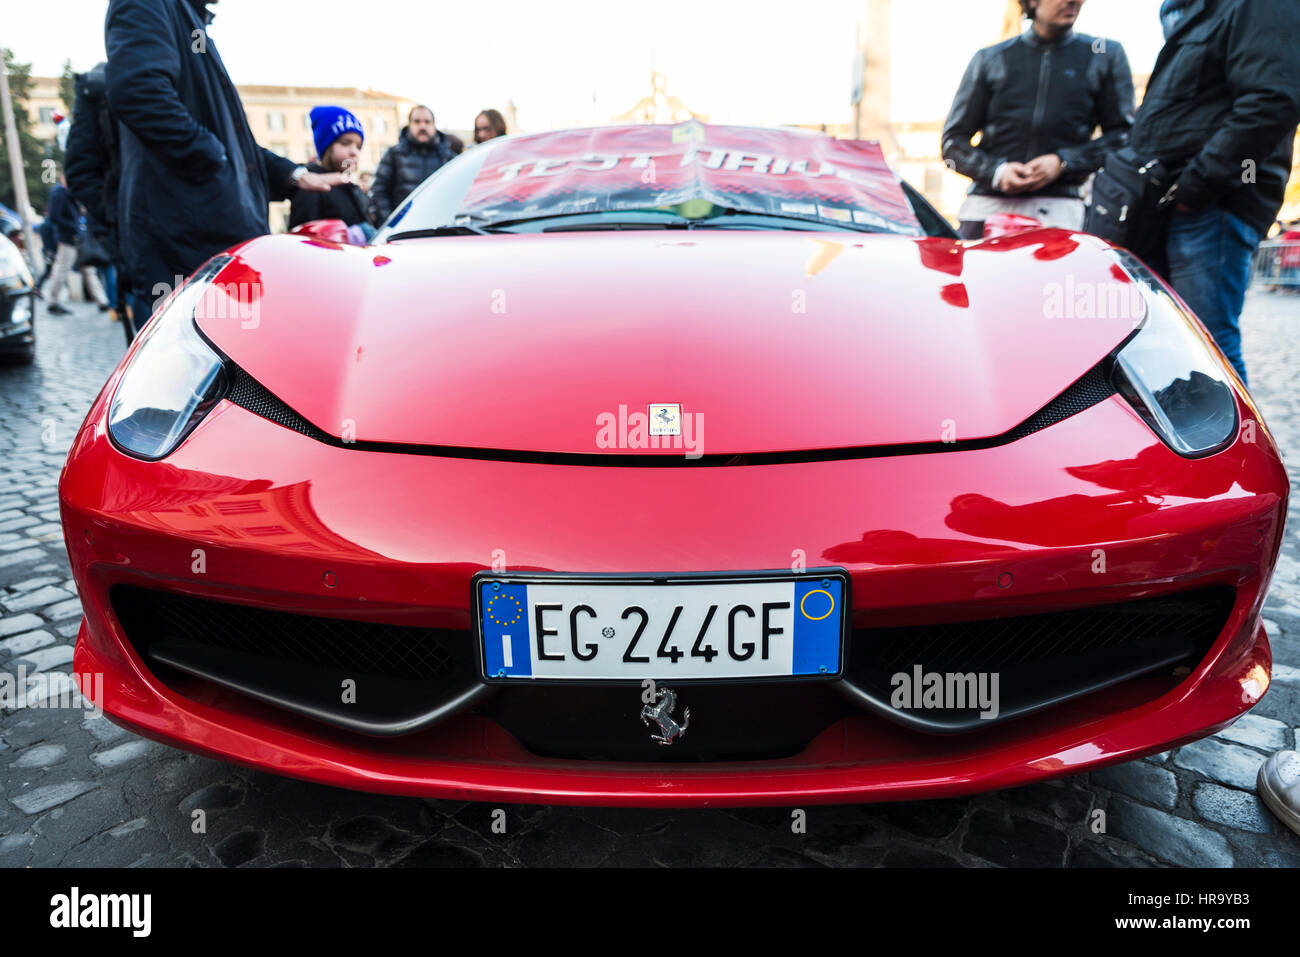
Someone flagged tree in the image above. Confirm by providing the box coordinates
[0,48,56,214]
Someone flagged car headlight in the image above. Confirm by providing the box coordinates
[0,237,33,287]
[108,258,231,460]
[1111,252,1238,458]
[6,293,33,328]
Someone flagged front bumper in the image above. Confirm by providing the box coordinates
[60,388,1287,806]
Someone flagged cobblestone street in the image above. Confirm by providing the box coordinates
[2,292,1299,868]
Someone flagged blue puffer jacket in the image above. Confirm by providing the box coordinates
[368,126,464,224]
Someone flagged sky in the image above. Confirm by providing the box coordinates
[6,0,1168,132]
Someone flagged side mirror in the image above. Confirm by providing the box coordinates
[983,213,1042,238]
[289,219,350,244]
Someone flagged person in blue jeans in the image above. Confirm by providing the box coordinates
[1128,0,1300,386]
[1165,207,1260,383]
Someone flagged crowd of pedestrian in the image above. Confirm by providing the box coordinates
[284,101,511,230]
[36,173,110,315]
[31,0,1300,389]
[45,0,511,342]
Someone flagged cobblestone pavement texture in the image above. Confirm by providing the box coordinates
[2,291,1299,868]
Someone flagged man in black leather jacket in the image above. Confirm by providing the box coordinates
[942,0,1134,238]
[368,106,464,224]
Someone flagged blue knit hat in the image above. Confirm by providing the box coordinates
[310,106,364,161]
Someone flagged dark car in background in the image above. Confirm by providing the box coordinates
[0,234,37,364]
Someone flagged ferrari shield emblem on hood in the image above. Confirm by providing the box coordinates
[649,403,681,436]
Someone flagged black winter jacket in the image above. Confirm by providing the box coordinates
[64,62,120,257]
[105,0,298,298]
[1129,0,1300,236]
[64,66,112,233]
[368,126,464,224]
[46,184,80,246]
[288,163,372,228]
[942,27,1135,198]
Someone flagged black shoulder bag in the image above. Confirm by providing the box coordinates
[1085,146,1178,266]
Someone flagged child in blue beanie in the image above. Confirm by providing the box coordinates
[289,106,373,230]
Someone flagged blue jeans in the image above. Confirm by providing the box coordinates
[1165,206,1261,385]
[128,293,155,341]
[99,264,117,309]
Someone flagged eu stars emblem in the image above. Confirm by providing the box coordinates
[486,592,524,627]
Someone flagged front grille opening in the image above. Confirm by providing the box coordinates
[111,585,479,735]
[108,584,1237,756]
[842,586,1235,731]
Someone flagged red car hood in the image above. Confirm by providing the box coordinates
[197,229,1141,455]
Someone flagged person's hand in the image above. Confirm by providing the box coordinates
[296,171,348,192]
[1022,154,1063,190]
[997,162,1036,194]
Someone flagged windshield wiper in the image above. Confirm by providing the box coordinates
[692,210,886,234]
[695,219,842,232]
[532,209,886,235]
[388,208,892,238]
[539,221,695,232]
[385,224,497,240]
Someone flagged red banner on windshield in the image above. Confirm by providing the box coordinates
[459,122,921,234]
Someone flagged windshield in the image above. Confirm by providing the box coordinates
[376,122,949,241]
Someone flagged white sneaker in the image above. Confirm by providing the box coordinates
[1257,750,1300,837]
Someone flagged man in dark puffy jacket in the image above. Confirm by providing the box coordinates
[1128,0,1300,385]
[105,0,342,334]
[65,62,130,336]
[942,0,1134,238]
[368,105,464,224]
[64,64,117,251]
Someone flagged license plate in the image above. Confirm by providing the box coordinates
[475,571,847,681]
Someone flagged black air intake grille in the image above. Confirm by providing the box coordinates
[842,586,1235,731]
[112,585,458,681]
[1002,363,1116,442]
[110,585,483,735]
[864,587,1231,676]
[225,367,333,443]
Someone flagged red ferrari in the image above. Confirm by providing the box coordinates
[60,123,1287,806]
